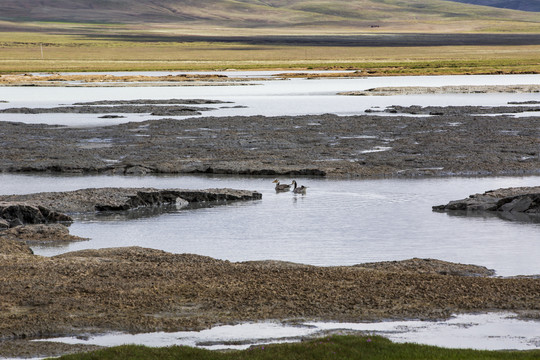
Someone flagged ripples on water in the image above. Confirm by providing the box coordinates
[1,173,538,276]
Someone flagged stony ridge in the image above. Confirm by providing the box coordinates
[0,202,72,229]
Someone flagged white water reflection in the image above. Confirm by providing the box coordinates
[38,313,540,351]
[1,174,539,276]
[1,74,539,127]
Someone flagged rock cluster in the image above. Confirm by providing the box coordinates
[0,202,72,229]
[433,186,540,213]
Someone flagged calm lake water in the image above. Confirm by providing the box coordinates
[1,74,539,275]
[39,312,540,351]
[1,173,539,277]
[1,73,539,127]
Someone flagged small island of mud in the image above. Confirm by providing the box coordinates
[0,187,262,245]
[339,84,540,96]
[0,104,538,178]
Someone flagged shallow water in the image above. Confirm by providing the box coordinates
[38,312,540,351]
[2,173,539,277]
[1,74,539,127]
[2,73,540,352]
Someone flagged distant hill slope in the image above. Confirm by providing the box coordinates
[0,0,538,29]
[445,0,540,12]
[0,0,538,26]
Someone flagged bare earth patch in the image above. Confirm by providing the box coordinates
[1,245,539,358]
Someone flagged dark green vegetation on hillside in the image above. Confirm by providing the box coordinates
[55,335,540,360]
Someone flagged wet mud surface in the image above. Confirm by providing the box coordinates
[1,88,539,357]
[0,104,538,178]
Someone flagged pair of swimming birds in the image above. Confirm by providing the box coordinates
[273,179,308,194]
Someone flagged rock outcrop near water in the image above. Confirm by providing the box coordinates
[433,186,540,213]
[0,188,262,214]
[0,202,72,229]
[0,188,261,244]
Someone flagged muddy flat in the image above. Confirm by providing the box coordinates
[0,105,538,178]
[1,243,539,358]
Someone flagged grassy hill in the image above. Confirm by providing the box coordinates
[0,0,539,32]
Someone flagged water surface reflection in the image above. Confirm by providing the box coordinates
[1,174,538,276]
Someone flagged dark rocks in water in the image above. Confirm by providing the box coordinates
[433,186,540,214]
[74,99,229,105]
[0,202,73,228]
[98,115,125,119]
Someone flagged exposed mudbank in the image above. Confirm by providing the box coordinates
[0,246,539,358]
[0,187,262,213]
[339,84,540,96]
[0,188,261,245]
[0,73,258,87]
[0,103,217,117]
[433,186,540,213]
[1,106,538,178]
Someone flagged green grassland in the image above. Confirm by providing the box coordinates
[54,335,540,360]
[1,0,539,74]
[1,28,540,74]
